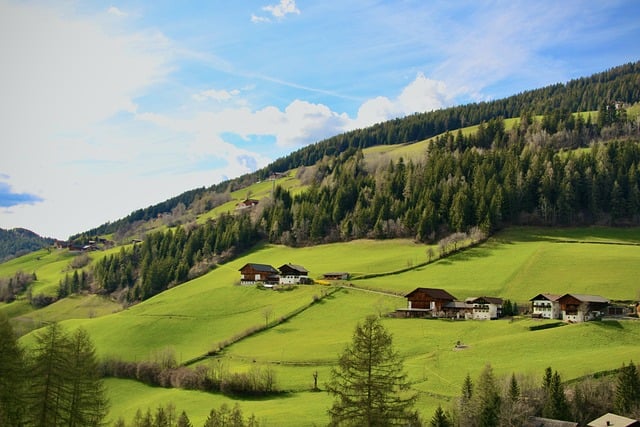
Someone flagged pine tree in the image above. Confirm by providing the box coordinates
[0,312,27,426]
[430,405,452,427]
[176,410,193,427]
[615,361,640,414]
[326,315,417,426]
[542,369,570,420]
[474,364,501,427]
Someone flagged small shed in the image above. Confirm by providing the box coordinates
[239,263,279,285]
[235,199,259,210]
[323,272,349,281]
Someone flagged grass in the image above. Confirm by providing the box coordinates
[9,226,640,425]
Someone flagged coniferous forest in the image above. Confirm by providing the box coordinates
[72,63,640,306]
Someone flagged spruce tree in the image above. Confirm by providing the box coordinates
[326,315,416,426]
[430,405,452,427]
[615,360,640,414]
[0,312,27,426]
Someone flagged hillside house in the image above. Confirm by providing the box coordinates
[235,199,259,211]
[322,272,349,281]
[466,296,503,320]
[239,263,279,285]
[588,413,640,427]
[530,293,562,319]
[558,293,609,322]
[278,263,311,285]
[400,288,457,318]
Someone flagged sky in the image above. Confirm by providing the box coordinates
[1,0,640,239]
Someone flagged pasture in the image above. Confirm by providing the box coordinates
[8,226,640,425]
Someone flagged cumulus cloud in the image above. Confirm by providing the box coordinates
[252,0,300,23]
[353,73,452,128]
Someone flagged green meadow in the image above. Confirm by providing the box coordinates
[6,226,640,425]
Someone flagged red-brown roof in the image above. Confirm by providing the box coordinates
[405,288,457,301]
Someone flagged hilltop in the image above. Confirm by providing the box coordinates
[0,227,53,262]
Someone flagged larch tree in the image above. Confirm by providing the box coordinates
[326,315,417,426]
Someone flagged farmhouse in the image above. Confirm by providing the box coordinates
[235,198,259,210]
[238,263,279,285]
[399,288,457,317]
[558,293,609,322]
[530,293,562,319]
[466,296,503,320]
[278,263,311,285]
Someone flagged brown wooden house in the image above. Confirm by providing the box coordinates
[558,293,609,322]
[399,288,457,317]
[239,263,279,285]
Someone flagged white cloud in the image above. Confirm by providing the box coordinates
[107,6,127,17]
[193,88,241,102]
[252,0,300,23]
[353,73,452,128]
[263,0,300,18]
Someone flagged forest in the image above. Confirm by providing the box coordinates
[72,61,640,240]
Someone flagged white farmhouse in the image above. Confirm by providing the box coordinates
[530,293,562,319]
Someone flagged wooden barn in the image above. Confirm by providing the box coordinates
[399,288,457,317]
[558,293,609,322]
[238,263,279,285]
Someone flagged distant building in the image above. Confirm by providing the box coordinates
[238,263,279,285]
[558,293,609,322]
[278,263,311,285]
[235,199,259,210]
[399,288,457,318]
[322,272,349,281]
[588,413,640,427]
[466,296,503,320]
[530,293,562,319]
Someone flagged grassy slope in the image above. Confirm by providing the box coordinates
[101,228,640,425]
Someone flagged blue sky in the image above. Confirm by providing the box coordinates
[1,0,640,239]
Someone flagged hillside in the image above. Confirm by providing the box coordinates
[3,62,640,425]
[11,227,640,425]
[0,227,53,262]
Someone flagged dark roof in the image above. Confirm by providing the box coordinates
[405,288,457,301]
[467,296,503,305]
[239,263,279,273]
[526,416,579,427]
[559,293,609,304]
[530,293,562,302]
[443,301,472,309]
[279,263,309,274]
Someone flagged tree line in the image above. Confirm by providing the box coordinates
[52,104,640,305]
[73,61,640,240]
[432,360,640,426]
[0,314,109,427]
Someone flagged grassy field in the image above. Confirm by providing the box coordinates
[8,226,640,425]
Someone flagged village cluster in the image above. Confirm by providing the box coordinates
[239,263,638,323]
